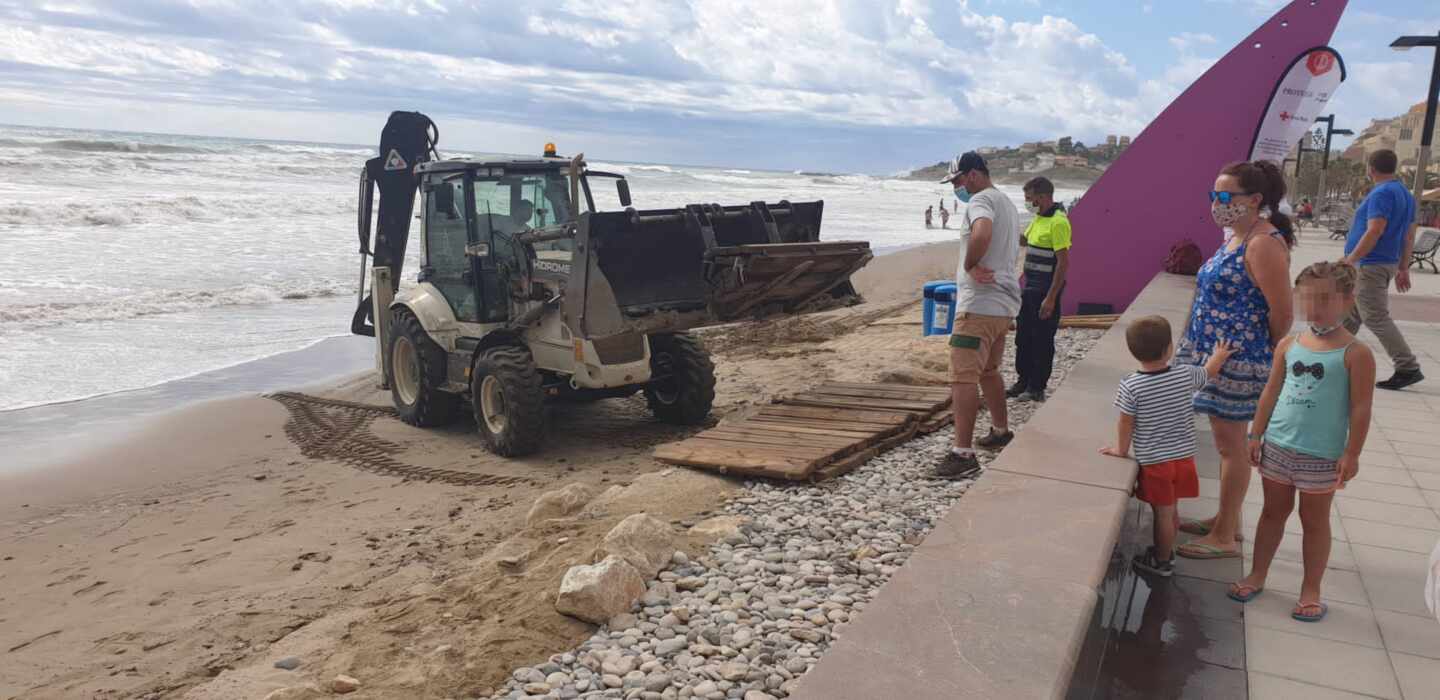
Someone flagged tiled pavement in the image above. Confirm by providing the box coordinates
[1177,318,1440,700]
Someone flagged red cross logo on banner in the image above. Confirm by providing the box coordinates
[1306,51,1335,76]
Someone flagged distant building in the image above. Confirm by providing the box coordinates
[1395,102,1440,168]
[1057,136,1073,154]
[1055,154,1088,168]
[1106,134,1119,147]
[1039,140,1057,151]
[977,146,999,155]
[1118,135,1132,149]
[1019,142,1040,154]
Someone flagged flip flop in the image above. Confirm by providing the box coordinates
[1176,542,1241,560]
[1179,518,1244,542]
[1292,601,1328,623]
[1227,582,1264,603]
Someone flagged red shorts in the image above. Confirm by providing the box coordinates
[1135,457,1199,507]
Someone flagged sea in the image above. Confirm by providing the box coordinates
[0,124,1081,413]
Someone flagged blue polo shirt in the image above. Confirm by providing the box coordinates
[1345,179,1416,266]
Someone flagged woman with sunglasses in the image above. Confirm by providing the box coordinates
[1173,160,1295,560]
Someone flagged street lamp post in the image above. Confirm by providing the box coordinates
[1391,32,1440,221]
[1313,114,1354,207]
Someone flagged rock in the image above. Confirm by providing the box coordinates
[718,662,749,682]
[610,612,639,630]
[556,556,648,625]
[643,672,671,692]
[676,577,706,591]
[692,680,719,697]
[603,513,677,579]
[744,692,777,700]
[602,655,636,676]
[330,675,361,694]
[527,483,598,526]
[672,551,689,566]
[272,656,301,671]
[546,671,571,687]
[655,638,687,657]
[603,673,624,688]
[523,682,552,695]
[689,516,747,540]
[494,538,535,571]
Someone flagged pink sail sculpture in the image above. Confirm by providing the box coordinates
[1064,0,1348,315]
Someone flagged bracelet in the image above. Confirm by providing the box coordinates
[1247,433,1262,441]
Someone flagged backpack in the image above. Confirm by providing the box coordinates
[1164,239,1203,276]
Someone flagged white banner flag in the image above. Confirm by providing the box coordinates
[1249,47,1346,163]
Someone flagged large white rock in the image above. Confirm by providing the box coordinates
[555,555,647,624]
[601,513,676,579]
[526,483,598,526]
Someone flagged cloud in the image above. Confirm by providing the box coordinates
[0,0,1227,169]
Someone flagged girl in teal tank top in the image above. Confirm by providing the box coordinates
[1228,262,1378,624]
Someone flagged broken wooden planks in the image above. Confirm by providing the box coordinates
[653,381,952,482]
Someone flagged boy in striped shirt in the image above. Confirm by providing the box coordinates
[1101,316,1235,577]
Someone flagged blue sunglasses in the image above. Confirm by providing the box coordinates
[1209,191,1254,204]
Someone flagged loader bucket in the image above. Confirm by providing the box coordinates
[565,200,872,340]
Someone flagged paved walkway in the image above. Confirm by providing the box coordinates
[1180,234,1440,699]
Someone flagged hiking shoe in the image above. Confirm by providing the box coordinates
[1005,382,1027,398]
[1132,547,1174,578]
[934,451,982,480]
[1377,370,1424,391]
[975,428,1015,450]
[1017,390,1046,403]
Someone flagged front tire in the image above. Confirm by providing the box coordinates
[471,344,546,456]
[389,308,461,427]
[644,334,716,425]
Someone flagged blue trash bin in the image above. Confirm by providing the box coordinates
[930,284,958,336]
[922,280,949,335]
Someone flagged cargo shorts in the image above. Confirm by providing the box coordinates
[949,313,1011,385]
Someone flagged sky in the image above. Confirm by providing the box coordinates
[0,0,1436,173]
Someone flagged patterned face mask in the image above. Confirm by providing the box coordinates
[1210,201,1250,228]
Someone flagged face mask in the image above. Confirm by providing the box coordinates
[955,187,972,204]
[1025,202,1038,214]
[1210,202,1249,228]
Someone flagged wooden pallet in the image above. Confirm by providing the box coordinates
[653,382,952,481]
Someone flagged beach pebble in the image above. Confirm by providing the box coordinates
[272,657,301,671]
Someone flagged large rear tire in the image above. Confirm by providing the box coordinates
[471,344,546,456]
[389,308,461,427]
[644,334,716,425]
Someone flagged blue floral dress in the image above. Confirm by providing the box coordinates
[1173,232,1284,422]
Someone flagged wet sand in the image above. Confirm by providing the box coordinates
[0,241,964,699]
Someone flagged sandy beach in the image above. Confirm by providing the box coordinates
[0,242,962,700]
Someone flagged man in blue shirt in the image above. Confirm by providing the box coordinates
[1343,149,1423,390]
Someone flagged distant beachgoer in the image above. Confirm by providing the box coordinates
[925,206,934,229]
[1010,176,1070,403]
[934,151,1021,480]
[940,206,950,229]
[1343,149,1424,391]
[1174,160,1295,560]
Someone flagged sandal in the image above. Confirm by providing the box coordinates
[1176,542,1241,560]
[1179,518,1244,542]
[1227,582,1264,603]
[1292,601,1328,622]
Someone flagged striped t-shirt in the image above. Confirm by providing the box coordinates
[1114,366,1209,466]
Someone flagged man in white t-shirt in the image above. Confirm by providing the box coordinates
[935,151,1023,479]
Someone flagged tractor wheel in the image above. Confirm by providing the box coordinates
[471,344,546,457]
[644,333,716,425]
[389,308,461,427]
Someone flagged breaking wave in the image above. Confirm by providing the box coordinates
[0,280,352,330]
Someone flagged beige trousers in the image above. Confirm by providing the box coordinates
[1342,264,1420,372]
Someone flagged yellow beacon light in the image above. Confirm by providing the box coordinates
[544,142,557,157]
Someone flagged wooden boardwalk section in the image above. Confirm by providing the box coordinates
[653,382,952,481]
